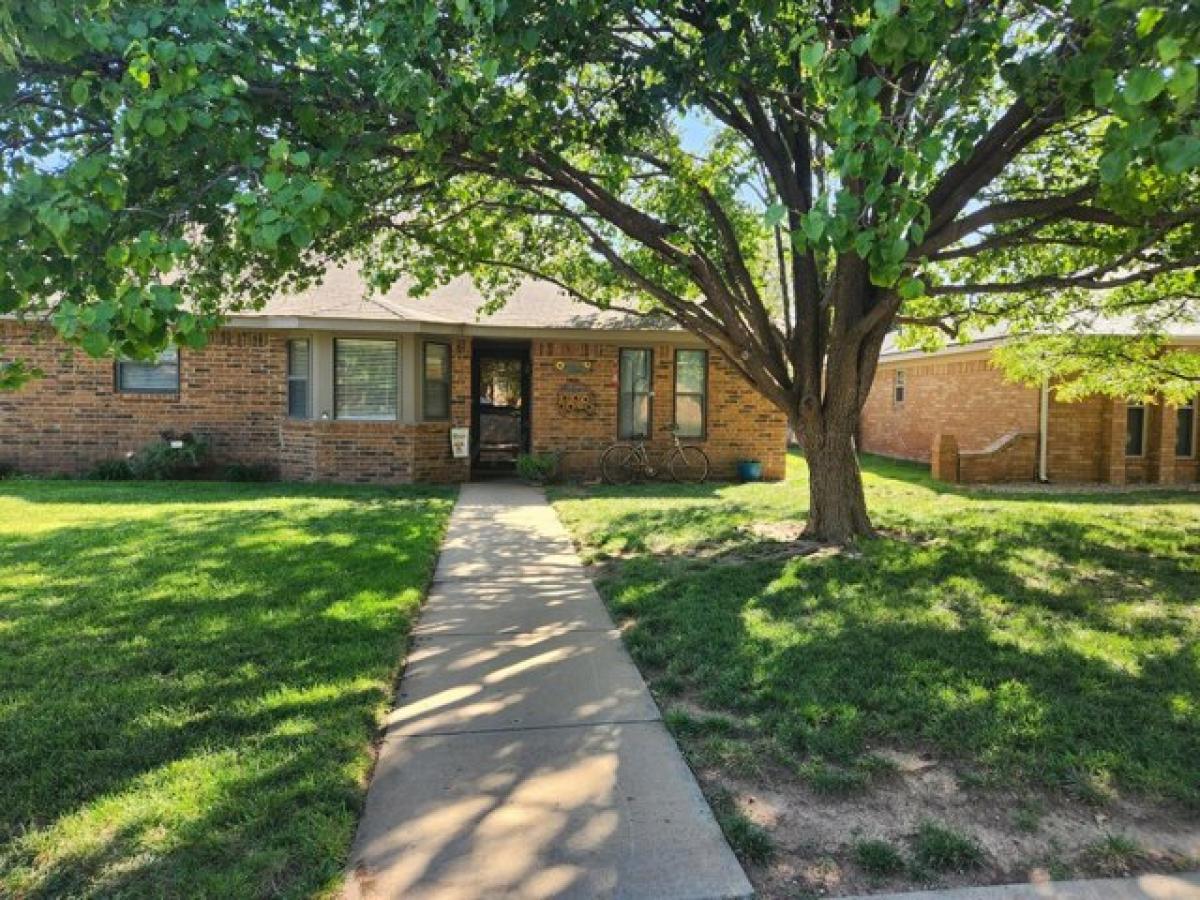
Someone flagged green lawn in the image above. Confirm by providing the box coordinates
[0,480,454,899]
[551,454,1200,809]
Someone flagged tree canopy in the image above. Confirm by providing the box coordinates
[2,0,1198,536]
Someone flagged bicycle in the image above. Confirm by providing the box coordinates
[600,424,710,484]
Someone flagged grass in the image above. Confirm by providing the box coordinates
[550,453,1200,807]
[912,821,986,873]
[1084,834,1145,876]
[709,789,776,864]
[0,479,455,898]
[854,839,907,878]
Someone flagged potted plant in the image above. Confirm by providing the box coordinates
[737,459,763,483]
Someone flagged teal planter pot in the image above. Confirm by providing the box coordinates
[737,460,763,482]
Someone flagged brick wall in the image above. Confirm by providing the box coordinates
[0,321,285,475]
[529,340,787,480]
[860,354,1039,462]
[861,348,1200,485]
[1,323,786,482]
[958,432,1039,483]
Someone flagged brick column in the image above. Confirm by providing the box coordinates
[1150,402,1178,485]
[449,337,472,480]
[931,433,959,483]
[1099,399,1127,485]
[451,337,472,429]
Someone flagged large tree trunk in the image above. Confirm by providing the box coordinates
[800,425,875,544]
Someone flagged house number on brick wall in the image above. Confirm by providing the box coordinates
[555,359,593,375]
[556,382,597,417]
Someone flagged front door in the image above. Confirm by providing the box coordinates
[472,342,531,475]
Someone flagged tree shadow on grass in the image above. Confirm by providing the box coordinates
[0,489,453,897]
[594,511,1200,808]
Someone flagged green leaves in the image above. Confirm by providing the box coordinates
[69,79,90,105]
[800,42,824,71]
[1123,68,1166,105]
[0,0,1197,415]
[1135,7,1164,38]
[1157,136,1200,175]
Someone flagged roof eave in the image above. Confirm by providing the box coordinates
[225,314,697,343]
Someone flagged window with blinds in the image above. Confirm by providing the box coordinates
[287,339,311,418]
[618,348,652,439]
[423,341,451,420]
[334,339,398,420]
[116,347,179,393]
[674,349,707,438]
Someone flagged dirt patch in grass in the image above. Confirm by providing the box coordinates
[688,742,1200,898]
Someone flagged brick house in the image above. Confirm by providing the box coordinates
[0,267,787,483]
[859,327,1200,486]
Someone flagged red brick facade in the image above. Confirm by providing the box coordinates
[0,321,285,474]
[860,349,1200,485]
[0,323,787,483]
[529,340,787,480]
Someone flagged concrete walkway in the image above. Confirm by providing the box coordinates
[848,873,1200,900]
[345,482,752,900]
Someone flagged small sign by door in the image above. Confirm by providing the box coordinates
[450,427,470,459]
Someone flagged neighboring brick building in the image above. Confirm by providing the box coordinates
[860,329,1200,486]
[0,268,787,483]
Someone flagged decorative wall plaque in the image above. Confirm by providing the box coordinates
[556,382,596,417]
[554,359,593,375]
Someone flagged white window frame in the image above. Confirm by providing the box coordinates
[333,338,400,421]
[287,338,312,419]
[115,347,180,394]
[893,369,906,405]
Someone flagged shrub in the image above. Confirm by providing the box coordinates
[0,461,16,480]
[128,432,210,480]
[854,839,907,877]
[86,459,134,481]
[516,452,559,484]
[912,821,985,873]
[222,462,279,482]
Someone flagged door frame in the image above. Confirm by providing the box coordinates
[470,340,532,473]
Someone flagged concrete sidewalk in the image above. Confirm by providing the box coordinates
[344,482,752,900]
[847,873,1200,900]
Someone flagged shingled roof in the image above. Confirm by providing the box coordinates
[880,314,1200,360]
[232,265,678,333]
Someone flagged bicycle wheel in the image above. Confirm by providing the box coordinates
[669,445,710,483]
[601,444,640,485]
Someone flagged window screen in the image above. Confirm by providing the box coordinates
[618,348,652,439]
[1177,399,1196,458]
[1125,403,1146,456]
[116,347,179,393]
[335,339,398,420]
[674,349,707,438]
[287,339,311,418]
[423,342,451,420]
